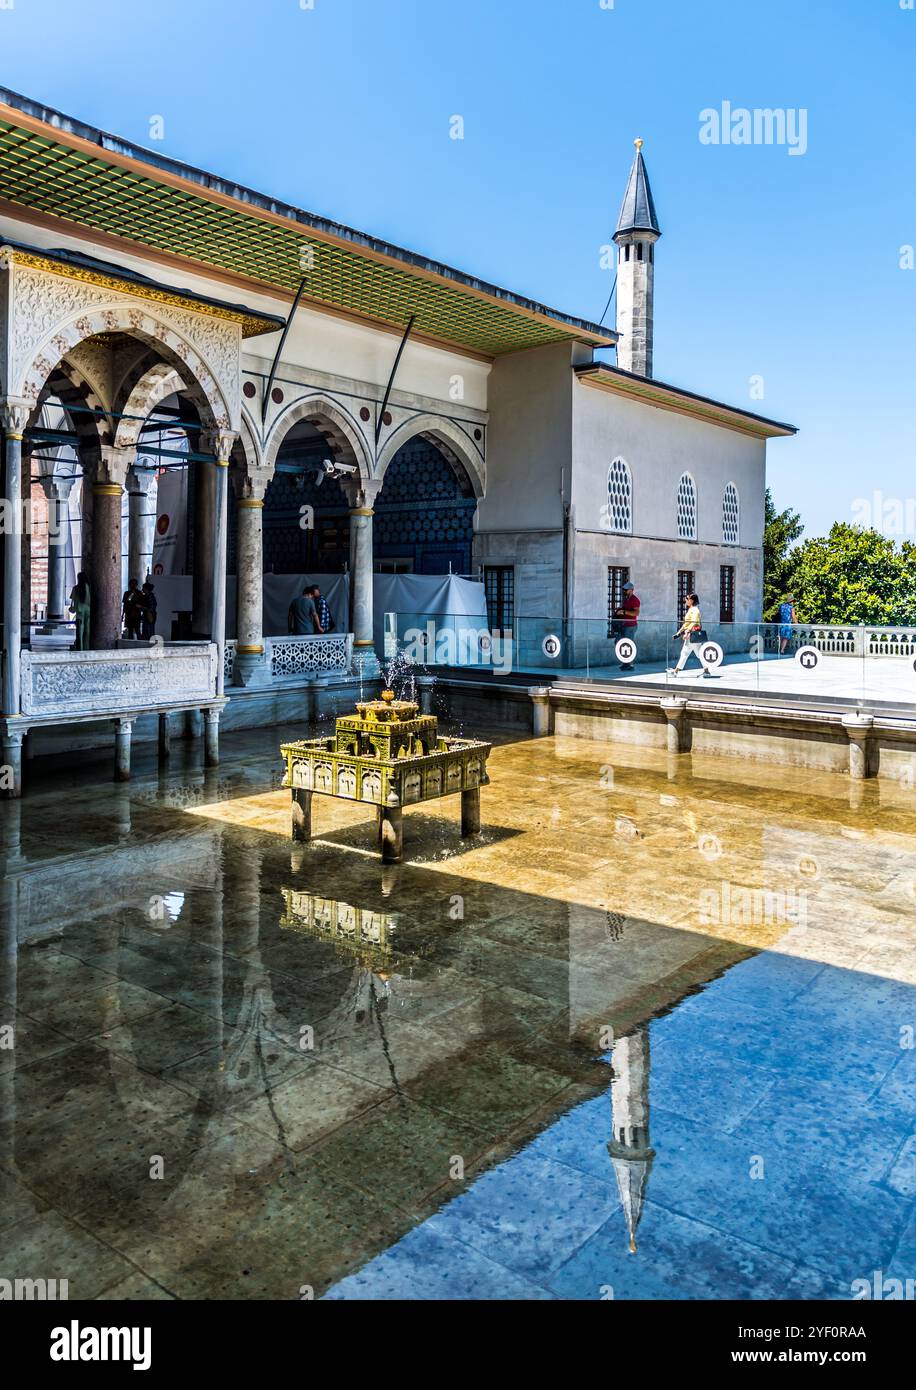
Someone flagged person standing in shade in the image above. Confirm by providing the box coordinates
[613,580,640,669]
[778,593,797,655]
[139,581,158,640]
[313,584,334,634]
[122,577,142,639]
[69,571,91,650]
[288,584,318,635]
[668,592,714,678]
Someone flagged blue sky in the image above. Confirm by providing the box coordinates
[2,0,914,540]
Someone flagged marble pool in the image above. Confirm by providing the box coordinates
[1,723,914,1300]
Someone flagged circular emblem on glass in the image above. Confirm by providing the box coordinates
[796,645,819,671]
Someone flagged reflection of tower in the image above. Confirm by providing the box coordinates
[607,1026,655,1253]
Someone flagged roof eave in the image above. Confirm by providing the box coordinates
[0,86,615,353]
[0,238,285,337]
[575,362,797,439]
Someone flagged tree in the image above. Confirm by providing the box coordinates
[762,488,803,621]
[789,525,916,625]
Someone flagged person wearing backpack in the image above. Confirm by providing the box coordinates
[313,584,334,634]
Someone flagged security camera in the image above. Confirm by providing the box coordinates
[313,458,358,486]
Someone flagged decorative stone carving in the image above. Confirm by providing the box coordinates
[0,397,32,435]
[7,263,239,429]
[20,645,219,717]
[267,634,353,679]
[200,428,239,465]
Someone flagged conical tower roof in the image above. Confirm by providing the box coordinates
[614,140,661,239]
[609,1149,655,1253]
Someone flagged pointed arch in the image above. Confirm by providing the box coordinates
[262,393,372,479]
[113,363,187,449]
[18,302,233,433]
[376,414,485,498]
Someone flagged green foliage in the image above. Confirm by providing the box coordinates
[790,525,916,625]
[762,489,803,621]
[762,490,916,624]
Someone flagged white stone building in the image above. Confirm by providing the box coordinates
[476,143,795,654]
[0,91,794,792]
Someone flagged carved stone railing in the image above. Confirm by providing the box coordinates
[266,633,353,680]
[224,640,236,682]
[20,643,219,718]
[864,628,916,657]
[764,625,916,657]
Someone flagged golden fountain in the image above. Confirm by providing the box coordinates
[280,690,491,861]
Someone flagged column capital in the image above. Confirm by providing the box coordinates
[200,429,238,466]
[38,473,77,504]
[126,466,158,497]
[0,397,32,437]
[235,463,271,502]
[343,477,381,510]
[96,444,136,490]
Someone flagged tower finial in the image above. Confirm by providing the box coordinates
[634,138,644,150]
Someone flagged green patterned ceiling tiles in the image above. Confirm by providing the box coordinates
[0,115,614,357]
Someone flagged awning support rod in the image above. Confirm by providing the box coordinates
[375,315,415,447]
[262,277,308,425]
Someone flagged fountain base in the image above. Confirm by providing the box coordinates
[281,690,491,862]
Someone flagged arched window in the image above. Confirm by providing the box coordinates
[722,482,740,545]
[676,472,697,541]
[606,457,633,534]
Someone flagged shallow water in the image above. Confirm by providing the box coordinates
[1,724,914,1299]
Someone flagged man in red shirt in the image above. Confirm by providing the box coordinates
[614,580,640,669]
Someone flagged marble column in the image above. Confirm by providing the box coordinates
[89,446,132,650]
[234,477,269,687]
[660,696,689,754]
[204,706,221,767]
[114,718,133,782]
[192,455,216,637]
[126,468,158,586]
[528,687,551,737]
[1,400,30,718]
[202,432,236,698]
[348,482,380,678]
[843,715,875,780]
[39,474,75,631]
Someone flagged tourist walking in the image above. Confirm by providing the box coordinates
[778,593,797,655]
[69,571,91,650]
[668,592,714,678]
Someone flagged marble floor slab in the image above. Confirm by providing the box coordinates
[1,719,914,1299]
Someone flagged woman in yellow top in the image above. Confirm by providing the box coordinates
[668,592,713,678]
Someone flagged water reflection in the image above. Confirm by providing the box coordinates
[3,730,916,1299]
[608,1027,655,1254]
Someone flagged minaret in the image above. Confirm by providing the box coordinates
[607,1026,656,1253]
[613,139,661,378]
